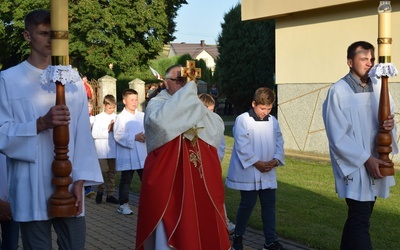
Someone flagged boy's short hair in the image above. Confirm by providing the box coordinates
[103,94,116,106]
[253,87,275,106]
[24,9,50,31]
[122,89,138,99]
[198,93,215,108]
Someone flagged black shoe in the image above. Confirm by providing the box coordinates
[232,235,243,250]
[95,192,103,204]
[263,241,284,250]
[106,195,119,204]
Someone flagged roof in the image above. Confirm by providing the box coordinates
[169,40,218,59]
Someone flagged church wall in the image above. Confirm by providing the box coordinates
[278,81,400,164]
[275,2,400,84]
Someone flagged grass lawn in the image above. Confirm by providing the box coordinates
[125,120,400,250]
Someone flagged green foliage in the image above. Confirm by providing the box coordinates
[0,0,187,78]
[0,0,50,69]
[217,3,275,114]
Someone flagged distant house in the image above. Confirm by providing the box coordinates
[168,40,218,74]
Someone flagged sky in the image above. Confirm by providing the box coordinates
[172,0,240,45]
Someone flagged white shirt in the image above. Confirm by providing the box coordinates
[0,61,103,221]
[322,76,397,201]
[114,108,147,171]
[92,111,117,159]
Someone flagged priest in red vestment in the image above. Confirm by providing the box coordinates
[135,64,230,250]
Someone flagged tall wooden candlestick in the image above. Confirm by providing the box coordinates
[376,1,395,176]
[48,0,77,217]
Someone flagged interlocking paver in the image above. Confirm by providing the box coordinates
[17,192,314,250]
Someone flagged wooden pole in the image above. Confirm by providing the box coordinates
[376,76,395,176]
[48,0,77,217]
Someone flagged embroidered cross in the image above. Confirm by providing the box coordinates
[344,176,353,185]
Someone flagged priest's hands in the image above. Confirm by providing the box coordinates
[365,157,386,179]
[382,115,395,131]
[37,105,70,133]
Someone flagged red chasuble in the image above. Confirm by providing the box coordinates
[136,135,230,250]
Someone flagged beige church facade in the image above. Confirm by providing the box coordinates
[241,0,400,163]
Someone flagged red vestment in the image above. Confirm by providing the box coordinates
[135,135,230,250]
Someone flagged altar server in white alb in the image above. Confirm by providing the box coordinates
[91,94,119,204]
[0,9,103,249]
[226,87,285,250]
[113,89,147,215]
[322,41,397,250]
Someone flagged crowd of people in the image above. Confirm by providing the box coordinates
[0,8,397,250]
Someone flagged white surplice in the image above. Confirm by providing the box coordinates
[0,61,103,222]
[225,112,285,191]
[322,76,397,201]
[113,108,147,171]
[91,111,117,159]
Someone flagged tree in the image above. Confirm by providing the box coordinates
[216,3,275,114]
[0,0,187,78]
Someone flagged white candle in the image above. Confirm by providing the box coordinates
[50,0,69,62]
[378,12,391,38]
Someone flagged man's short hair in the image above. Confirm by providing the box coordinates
[347,41,375,60]
[24,9,50,31]
[165,64,183,78]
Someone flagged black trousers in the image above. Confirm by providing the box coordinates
[119,169,143,205]
[340,198,375,250]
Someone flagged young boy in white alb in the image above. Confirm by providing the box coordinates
[113,89,147,215]
[92,95,118,204]
[226,87,285,250]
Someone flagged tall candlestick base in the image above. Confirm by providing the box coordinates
[376,76,395,176]
[48,82,77,217]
